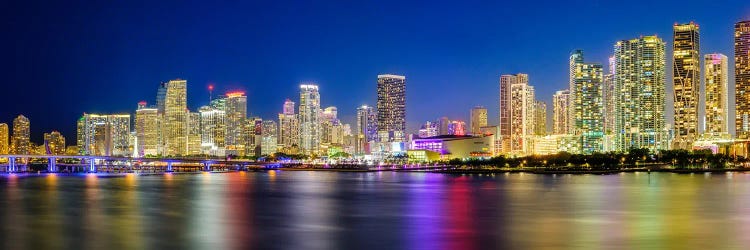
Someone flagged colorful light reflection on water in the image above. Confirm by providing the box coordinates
[0,172,750,249]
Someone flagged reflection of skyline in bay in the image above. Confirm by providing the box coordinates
[2,172,750,249]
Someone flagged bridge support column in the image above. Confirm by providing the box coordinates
[89,159,97,173]
[166,162,173,172]
[48,158,57,173]
[8,157,15,173]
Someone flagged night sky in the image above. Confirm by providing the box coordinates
[2,0,750,143]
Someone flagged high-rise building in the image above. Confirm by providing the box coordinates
[672,22,701,149]
[603,56,616,135]
[136,102,159,157]
[534,101,547,136]
[570,50,604,154]
[736,20,750,138]
[156,81,168,114]
[11,115,30,155]
[614,36,667,152]
[78,114,131,156]
[247,117,263,157]
[438,117,450,135]
[377,74,406,143]
[43,131,65,155]
[470,106,488,135]
[356,105,377,154]
[199,106,226,156]
[448,120,466,136]
[261,120,278,156]
[187,112,201,155]
[418,121,438,138]
[225,91,248,156]
[164,79,188,156]
[509,74,535,154]
[299,84,321,154]
[0,123,8,154]
[278,99,300,154]
[704,53,729,137]
[552,90,570,135]
[499,75,514,151]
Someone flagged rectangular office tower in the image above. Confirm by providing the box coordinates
[163,79,187,156]
[225,92,248,156]
[570,50,604,154]
[704,53,729,138]
[278,99,300,154]
[135,102,159,157]
[376,74,406,144]
[736,20,750,138]
[356,105,377,154]
[500,74,535,155]
[299,84,321,154]
[77,114,131,156]
[613,36,667,152]
[672,22,700,149]
[470,106,488,136]
[552,90,570,135]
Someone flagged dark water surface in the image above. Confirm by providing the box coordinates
[1,171,750,249]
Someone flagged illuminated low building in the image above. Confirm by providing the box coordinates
[407,150,440,162]
[533,134,580,155]
[410,135,494,159]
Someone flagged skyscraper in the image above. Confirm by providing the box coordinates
[164,79,187,156]
[356,105,377,154]
[11,115,30,155]
[614,36,667,152]
[0,123,8,154]
[299,84,321,154]
[43,131,65,155]
[278,99,300,154]
[552,90,570,135]
[672,22,701,149]
[448,120,466,136]
[509,74,535,154]
[603,56,616,135]
[704,53,729,137]
[736,20,750,138]
[570,50,604,154]
[499,74,518,152]
[470,106,488,135]
[136,102,159,157]
[187,112,201,155]
[78,114,131,156]
[534,101,547,136]
[199,106,226,156]
[261,120,278,156]
[377,74,406,143]
[225,91,248,156]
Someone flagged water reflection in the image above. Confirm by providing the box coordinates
[0,172,750,249]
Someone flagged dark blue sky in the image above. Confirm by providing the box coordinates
[2,0,749,143]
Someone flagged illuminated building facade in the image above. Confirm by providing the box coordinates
[736,20,750,138]
[164,79,187,156]
[135,102,159,157]
[672,22,701,149]
[78,114,131,156]
[261,120,278,156]
[187,112,201,155]
[43,131,65,155]
[356,105,377,154]
[410,135,494,159]
[570,50,604,154]
[199,106,226,156]
[11,115,30,155]
[704,53,729,137]
[299,84,321,154]
[448,120,466,136]
[225,91,248,156]
[614,36,667,152]
[470,106,488,135]
[509,74,535,154]
[603,56,616,135]
[0,123,7,154]
[534,101,547,136]
[278,99,300,154]
[552,90,570,135]
[418,121,438,138]
[498,75,514,152]
[377,74,406,143]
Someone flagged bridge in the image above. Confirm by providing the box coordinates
[0,155,269,174]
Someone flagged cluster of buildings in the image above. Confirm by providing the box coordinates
[3,20,750,162]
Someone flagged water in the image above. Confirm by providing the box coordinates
[1,171,750,249]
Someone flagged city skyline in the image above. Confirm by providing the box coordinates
[5,1,750,142]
